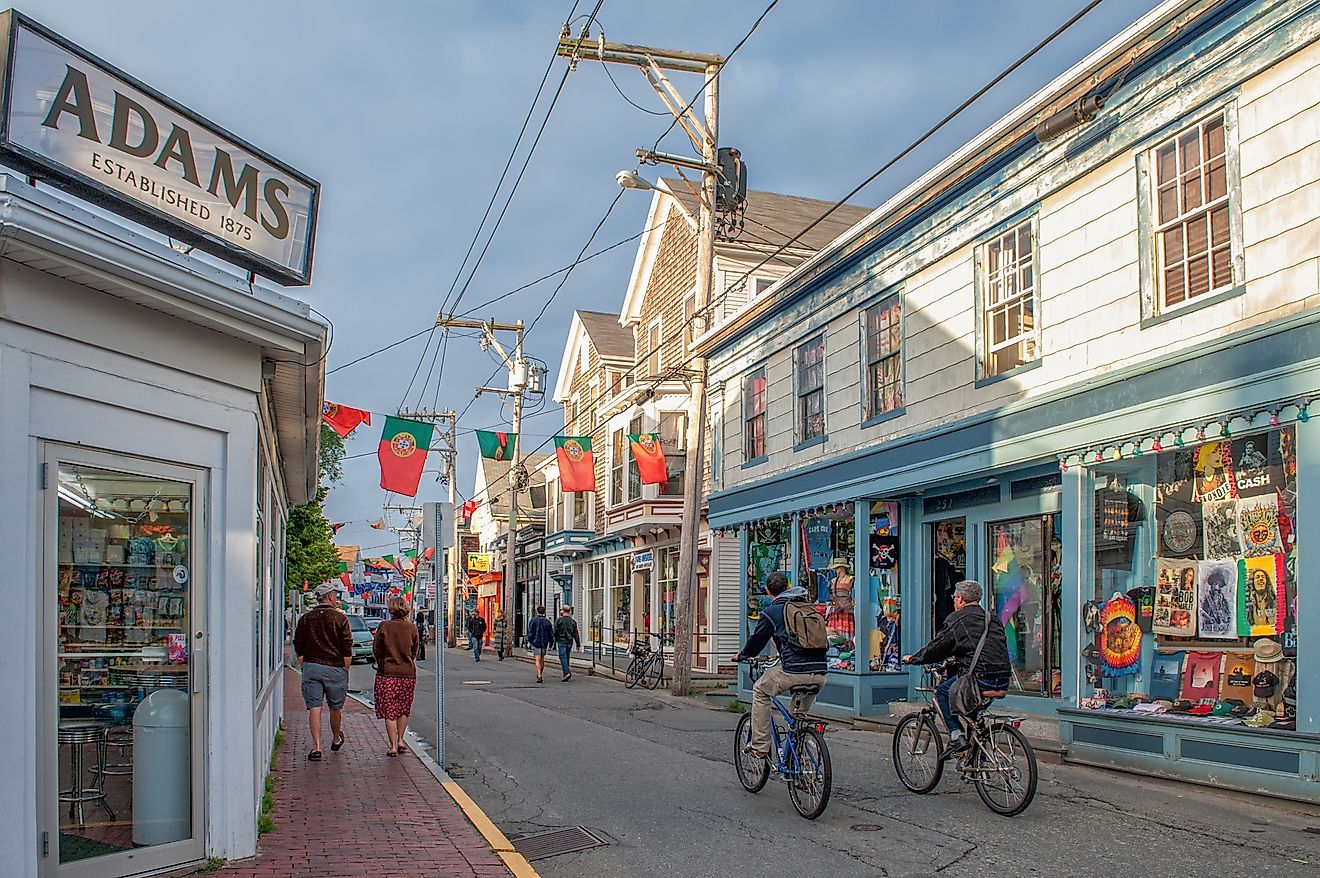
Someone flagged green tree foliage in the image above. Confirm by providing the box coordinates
[284,425,347,593]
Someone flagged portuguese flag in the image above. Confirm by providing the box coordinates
[322,401,371,438]
[378,416,434,496]
[629,433,667,486]
[555,436,595,492]
[476,430,517,461]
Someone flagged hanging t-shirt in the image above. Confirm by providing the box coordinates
[1127,587,1155,633]
[1219,652,1255,703]
[1095,488,1146,570]
[1149,650,1185,701]
[1181,651,1223,702]
[80,588,109,642]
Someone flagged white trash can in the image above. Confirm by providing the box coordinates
[132,688,190,845]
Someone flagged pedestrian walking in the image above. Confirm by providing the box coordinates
[373,596,420,756]
[467,611,487,661]
[553,605,581,681]
[415,612,427,661]
[526,605,553,683]
[292,582,353,761]
[493,610,508,660]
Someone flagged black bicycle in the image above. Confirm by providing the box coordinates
[624,636,664,689]
[733,657,832,820]
[892,662,1038,816]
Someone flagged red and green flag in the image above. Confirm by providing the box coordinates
[554,436,595,492]
[629,433,667,486]
[476,430,517,460]
[378,416,434,497]
[322,401,372,438]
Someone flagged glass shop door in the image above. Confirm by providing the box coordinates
[986,514,1061,696]
[40,447,207,878]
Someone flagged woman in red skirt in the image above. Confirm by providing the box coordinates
[373,596,420,756]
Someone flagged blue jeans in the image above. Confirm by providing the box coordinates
[470,635,482,660]
[935,673,1010,735]
[557,643,572,676]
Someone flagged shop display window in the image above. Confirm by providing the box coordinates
[609,555,631,645]
[797,508,857,672]
[658,547,678,645]
[867,501,902,672]
[55,463,195,863]
[586,561,604,644]
[745,520,790,632]
[1081,426,1298,732]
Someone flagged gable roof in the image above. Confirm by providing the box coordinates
[620,181,873,323]
[553,309,634,402]
[663,180,873,254]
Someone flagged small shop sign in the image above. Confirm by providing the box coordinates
[0,12,319,284]
[633,549,654,572]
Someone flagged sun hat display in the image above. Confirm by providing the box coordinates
[829,557,850,570]
[1253,638,1284,663]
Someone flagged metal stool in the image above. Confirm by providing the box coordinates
[100,726,134,778]
[58,721,116,825]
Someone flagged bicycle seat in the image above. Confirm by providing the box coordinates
[981,689,1008,699]
[788,683,821,696]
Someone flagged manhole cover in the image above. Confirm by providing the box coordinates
[511,826,608,861]
[850,823,885,832]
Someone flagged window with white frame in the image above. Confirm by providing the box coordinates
[1152,112,1233,310]
[572,489,591,530]
[754,277,774,296]
[647,319,662,375]
[981,218,1038,378]
[610,414,643,505]
[744,368,766,461]
[864,295,903,418]
[683,293,697,351]
[796,336,825,442]
[658,411,687,497]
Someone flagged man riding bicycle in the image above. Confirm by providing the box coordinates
[733,571,827,760]
[903,580,1010,755]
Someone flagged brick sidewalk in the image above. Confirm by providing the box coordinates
[217,667,514,878]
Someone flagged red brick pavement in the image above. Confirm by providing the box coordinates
[217,668,513,878]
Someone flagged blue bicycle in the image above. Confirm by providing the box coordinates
[733,656,833,819]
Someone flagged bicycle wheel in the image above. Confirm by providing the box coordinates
[624,656,642,689]
[786,727,832,819]
[645,653,664,689]
[972,722,1038,816]
[733,714,769,792]
[891,713,945,794]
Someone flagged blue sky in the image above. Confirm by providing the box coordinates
[39,0,1161,554]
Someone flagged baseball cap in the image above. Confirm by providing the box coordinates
[313,582,338,599]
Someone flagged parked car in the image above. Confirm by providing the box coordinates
[347,614,374,663]
[366,617,383,633]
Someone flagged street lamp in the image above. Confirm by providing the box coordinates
[616,169,654,191]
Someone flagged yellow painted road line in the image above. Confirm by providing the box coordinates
[441,780,543,878]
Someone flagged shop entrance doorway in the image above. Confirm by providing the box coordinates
[986,514,1062,695]
[929,518,967,636]
[40,448,207,878]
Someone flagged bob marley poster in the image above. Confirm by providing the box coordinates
[1238,554,1285,637]
[1153,559,1197,637]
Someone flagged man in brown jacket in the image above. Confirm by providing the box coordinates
[293,582,353,760]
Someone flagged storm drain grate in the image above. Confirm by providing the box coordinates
[511,826,609,861]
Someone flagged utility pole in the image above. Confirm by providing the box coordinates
[559,36,724,696]
[435,317,529,659]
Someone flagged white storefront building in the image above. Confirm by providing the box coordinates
[0,12,325,877]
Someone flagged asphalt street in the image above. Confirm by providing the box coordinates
[348,648,1320,878]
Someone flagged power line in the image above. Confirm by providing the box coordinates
[649,0,781,152]
[708,0,1107,316]
[444,0,605,319]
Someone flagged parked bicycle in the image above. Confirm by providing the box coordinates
[733,656,832,819]
[624,636,664,690]
[892,661,1037,816]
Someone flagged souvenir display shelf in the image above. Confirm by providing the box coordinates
[58,505,191,719]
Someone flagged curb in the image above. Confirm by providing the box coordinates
[347,688,541,878]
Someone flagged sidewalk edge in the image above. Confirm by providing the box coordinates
[405,732,542,878]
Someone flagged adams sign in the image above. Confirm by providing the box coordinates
[0,12,318,285]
